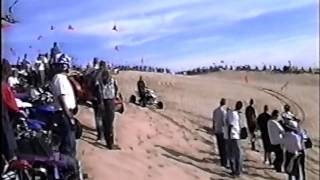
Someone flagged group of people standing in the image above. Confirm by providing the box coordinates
[213,99,311,179]
[1,42,121,174]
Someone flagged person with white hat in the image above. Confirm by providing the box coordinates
[282,120,303,180]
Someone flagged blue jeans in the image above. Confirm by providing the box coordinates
[227,139,242,175]
[57,113,76,157]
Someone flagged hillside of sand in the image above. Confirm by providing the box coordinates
[75,71,320,180]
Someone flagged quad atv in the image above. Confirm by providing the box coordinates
[129,88,164,109]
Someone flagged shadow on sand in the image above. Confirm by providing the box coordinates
[155,145,232,178]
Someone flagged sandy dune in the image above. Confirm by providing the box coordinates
[75,71,319,180]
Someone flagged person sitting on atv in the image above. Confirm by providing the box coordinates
[137,76,147,105]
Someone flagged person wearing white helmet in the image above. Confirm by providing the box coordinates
[50,53,77,157]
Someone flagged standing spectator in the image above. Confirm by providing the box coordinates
[8,70,19,88]
[50,42,61,64]
[227,101,245,177]
[268,110,285,172]
[281,104,295,124]
[212,98,227,167]
[1,59,19,165]
[296,126,308,180]
[95,70,118,149]
[50,54,77,157]
[282,121,303,180]
[89,59,106,142]
[245,99,257,151]
[257,105,272,164]
[21,54,31,73]
[35,54,46,86]
[2,59,20,116]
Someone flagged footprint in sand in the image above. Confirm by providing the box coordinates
[146,135,151,139]
[129,146,134,151]
[146,149,151,154]
[158,164,164,168]
[148,165,152,170]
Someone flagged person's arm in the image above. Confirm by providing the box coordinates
[212,110,215,133]
[114,79,118,97]
[58,95,73,120]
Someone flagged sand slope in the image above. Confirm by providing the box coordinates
[76,71,319,180]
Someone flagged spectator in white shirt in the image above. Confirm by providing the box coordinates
[281,104,296,124]
[212,98,228,167]
[35,54,46,86]
[268,110,285,172]
[8,70,19,88]
[50,54,77,157]
[226,101,244,177]
[282,121,303,180]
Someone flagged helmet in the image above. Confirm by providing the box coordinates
[56,53,71,70]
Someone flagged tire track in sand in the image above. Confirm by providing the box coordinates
[259,87,306,123]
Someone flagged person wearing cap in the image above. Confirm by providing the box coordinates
[282,121,303,180]
[267,110,285,172]
[245,98,258,151]
[257,105,272,165]
[50,54,77,157]
[212,98,228,167]
[95,69,118,149]
[226,101,245,177]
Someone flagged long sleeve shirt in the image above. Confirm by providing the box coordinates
[283,132,302,153]
[267,119,285,145]
[2,82,20,113]
[212,106,227,134]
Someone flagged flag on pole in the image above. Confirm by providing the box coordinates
[37,35,43,40]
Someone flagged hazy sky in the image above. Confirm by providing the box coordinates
[2,0,319,70]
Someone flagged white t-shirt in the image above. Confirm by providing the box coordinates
[8,76,19,87]
[227,110,241,140]
[267,119,285,145]
[51,73,76,110]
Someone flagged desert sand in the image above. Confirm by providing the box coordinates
[75,71,319,180]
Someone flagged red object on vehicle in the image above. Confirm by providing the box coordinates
[10,160,32,170]
[68,76,88,101]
